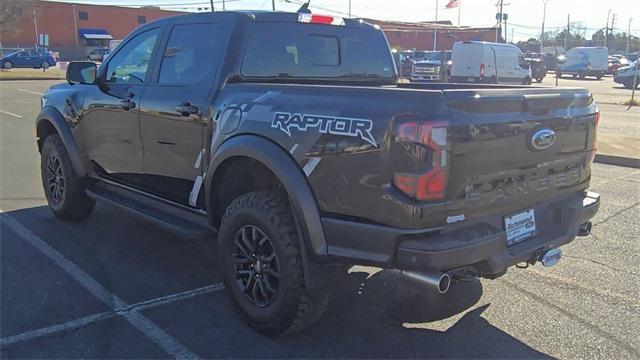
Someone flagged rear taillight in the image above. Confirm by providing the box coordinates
[298,13,346,26]
[392,119,448,201]
[479,63,486,78]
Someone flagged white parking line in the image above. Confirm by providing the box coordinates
[18,88,43,96]
[0,211,201,359]
[0,109,23,118]
[0,283,224,348]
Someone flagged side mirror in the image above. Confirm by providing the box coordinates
[66,61,96,85]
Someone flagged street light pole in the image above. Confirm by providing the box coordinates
[540,0,548,52]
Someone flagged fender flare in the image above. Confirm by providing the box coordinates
[204,135,329,262]
[36,107,87,177]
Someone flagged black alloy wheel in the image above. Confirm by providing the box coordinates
[45,153,65,205]
[233,224,280,308]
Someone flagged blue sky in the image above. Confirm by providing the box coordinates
[48,0,639,41]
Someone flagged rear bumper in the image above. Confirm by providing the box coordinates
[323,191,599,278]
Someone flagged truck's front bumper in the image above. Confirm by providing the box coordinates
[322,191,599,278]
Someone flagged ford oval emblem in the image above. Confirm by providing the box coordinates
[531,128,556,151]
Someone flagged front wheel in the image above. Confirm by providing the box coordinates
[40,134,95,221]
[218,189,330,335]
[3,61,12,69]
[41,61,49,70]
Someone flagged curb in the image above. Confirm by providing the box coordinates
[0,77,64,81]
[594,154,640,168]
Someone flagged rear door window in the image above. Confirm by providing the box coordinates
[158,23,223,84]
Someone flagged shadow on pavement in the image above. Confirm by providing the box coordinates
[2,205,551,359]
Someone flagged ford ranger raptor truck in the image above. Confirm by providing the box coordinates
[36,11,600,335]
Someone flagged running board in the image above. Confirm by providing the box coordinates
[86,180,215,240]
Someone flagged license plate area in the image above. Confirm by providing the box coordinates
[504,208,536,246]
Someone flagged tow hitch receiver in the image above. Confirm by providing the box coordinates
[540,248,562,267]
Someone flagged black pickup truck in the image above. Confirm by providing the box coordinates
[36,11,600,335]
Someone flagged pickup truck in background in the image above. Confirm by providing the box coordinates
[36,11,600,335]
[410,50,452,82]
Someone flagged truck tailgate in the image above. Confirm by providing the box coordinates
[442,87,598,223]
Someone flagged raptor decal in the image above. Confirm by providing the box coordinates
[271,112,377,147]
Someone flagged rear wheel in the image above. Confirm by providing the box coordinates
[40,134,95,221]
[535,77,544,83]
[218,189,330,335]
[3,61,12,69]
[41,61,49,71]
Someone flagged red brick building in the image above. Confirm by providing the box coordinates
[369,19,501,51]
[0,1,499,59]
[0,0,185,58]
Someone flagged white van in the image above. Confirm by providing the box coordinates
[450,41,532,84]
[556,47,608,79]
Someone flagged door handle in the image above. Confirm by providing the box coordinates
[176,102,198,117]
[120,99,136,111]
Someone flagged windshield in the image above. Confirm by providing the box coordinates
[241,23,395,81]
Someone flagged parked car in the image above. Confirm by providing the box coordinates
[1,49,56,70]
[557,47,608,79]
[607,56,625,75]
[37,11,599,336]
[410,50,452,82]
[450,41,532,84]
[525,57,548,82]
[87,48,110,62]
[614,61,640,89]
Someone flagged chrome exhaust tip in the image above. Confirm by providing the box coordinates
[401,270,451,294]
[578,222,592,237]
[540,248,562,267]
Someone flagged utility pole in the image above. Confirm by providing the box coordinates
[564,13,570,50]
[272,0,276,11]
[348,0,351,18]
[222,0,226,10]
[540,0,548,51]
[610,13,616,52]
[498,0,504,42]
[433,0,439,51]
[72,4,79,46]
[503,13,508,43]
[209,0,215,11]
[627,18,633,56]
[605,9,611,47]
[33,8,39,48]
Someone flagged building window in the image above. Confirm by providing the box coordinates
[78,11,88,20]
[137,15,146,24]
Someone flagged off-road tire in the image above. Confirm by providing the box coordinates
[40,134,95,221]
[218,189,330,336]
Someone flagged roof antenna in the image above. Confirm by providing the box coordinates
[297,1,311,13]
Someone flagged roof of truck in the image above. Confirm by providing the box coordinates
[146,10,379,31]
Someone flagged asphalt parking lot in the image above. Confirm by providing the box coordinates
[1,79,639,358]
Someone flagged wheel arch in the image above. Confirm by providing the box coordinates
[36,107,86,177]
[205,135,328,261]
